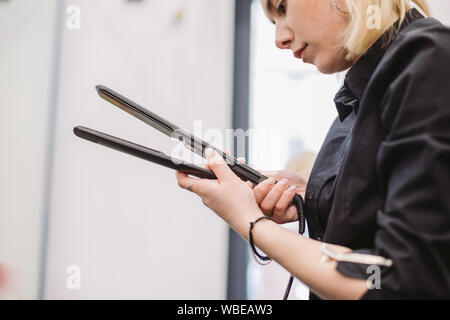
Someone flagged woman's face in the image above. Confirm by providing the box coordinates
[261,0,354,74]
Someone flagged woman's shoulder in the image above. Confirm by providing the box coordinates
[386,16,450,64]
[372,15,450,89]
[370,16,450,139]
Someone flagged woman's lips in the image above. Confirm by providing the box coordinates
[294,45,308,60]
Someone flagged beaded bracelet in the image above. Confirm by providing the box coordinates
[248,216,275,265]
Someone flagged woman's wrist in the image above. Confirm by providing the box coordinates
[248,215,275,240]
[241,210,271,241]
[248,216,276,264]
[232,208,264,241]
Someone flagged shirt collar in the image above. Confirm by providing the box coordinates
[334,8,425,121]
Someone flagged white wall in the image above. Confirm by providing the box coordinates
[0,0,57,299]
[0,0,234,300]
[42,0,234,299]
[429,0,450,25]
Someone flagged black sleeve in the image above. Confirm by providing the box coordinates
[336,26,450,299]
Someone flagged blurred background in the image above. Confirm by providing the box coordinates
[0,0,449,300]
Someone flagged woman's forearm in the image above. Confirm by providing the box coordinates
[248,218,369,300]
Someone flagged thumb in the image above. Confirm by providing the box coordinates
[205,148,236,182]
[261,170,277,178]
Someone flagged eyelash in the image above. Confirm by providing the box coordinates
[276,0,286,15]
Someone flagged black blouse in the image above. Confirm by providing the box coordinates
[304,9,450,299]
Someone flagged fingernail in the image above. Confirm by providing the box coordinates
[289,185,296,191]
[267,177,275,184]
[279,179,288,186]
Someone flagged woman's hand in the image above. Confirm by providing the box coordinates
[175,148,264,239]
[252,170,307,224]
[216,152,307,225]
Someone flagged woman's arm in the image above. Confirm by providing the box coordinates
[176,149,368,300]
[242,213,368,300]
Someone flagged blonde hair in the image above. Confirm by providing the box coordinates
[341,0,432,61]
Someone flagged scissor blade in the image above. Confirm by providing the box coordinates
[96,85,179,138]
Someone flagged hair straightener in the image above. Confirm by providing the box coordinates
[74,85,306,299]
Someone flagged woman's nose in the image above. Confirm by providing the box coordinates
[275,25,293,49]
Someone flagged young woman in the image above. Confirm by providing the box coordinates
[176,0,450,299]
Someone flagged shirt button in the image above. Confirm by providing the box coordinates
[307,191,315,201]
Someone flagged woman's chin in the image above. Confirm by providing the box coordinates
[316,66,335,74]
[314,62,336,75]
[315,59,351,75]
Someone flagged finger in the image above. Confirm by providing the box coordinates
[272,185,297,221]
[176,171,199,193]
[261,170,286,181]
[223,150,246,165]
[260,170,284,181]
[253,177,276,204]
[246,180,254,189]
[205,148,236,182]
[204,151,230,170]
[273,205,298,224]
[260,179,290,216]
[175,171,216,195]
[260,170,277,177]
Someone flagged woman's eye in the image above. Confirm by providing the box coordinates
[277,0,286,15]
